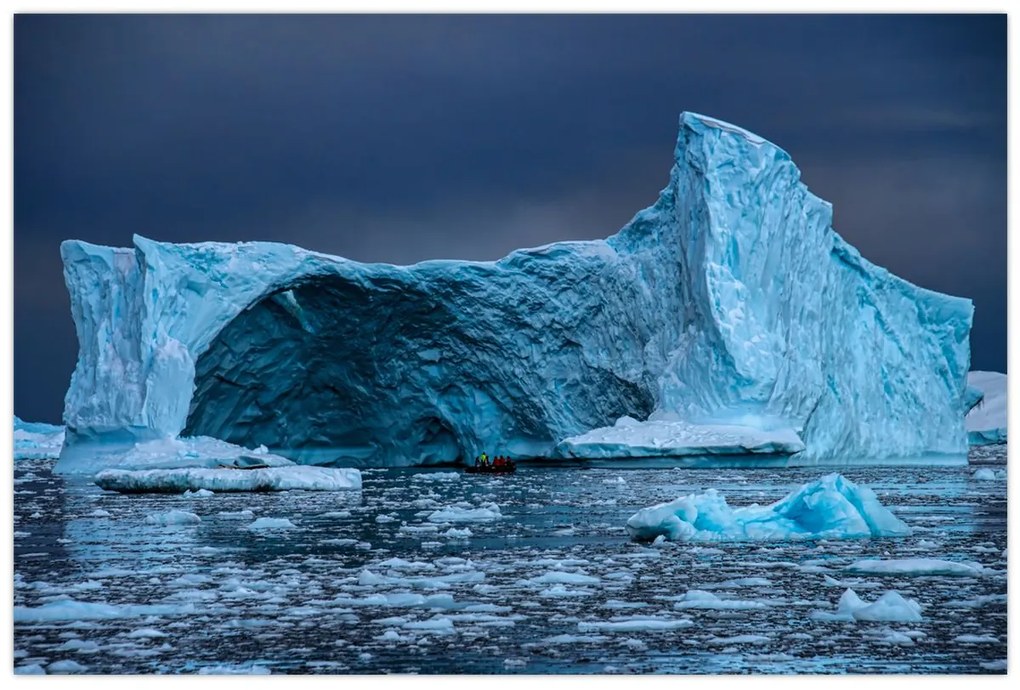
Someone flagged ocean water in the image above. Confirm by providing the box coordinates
[13,447,1007,674]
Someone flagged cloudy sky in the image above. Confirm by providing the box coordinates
[14,14,1006,423]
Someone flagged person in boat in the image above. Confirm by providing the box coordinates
[480,452,489,467]
[494,456,505,469]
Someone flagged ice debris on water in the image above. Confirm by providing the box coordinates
[811,588,922,622]
[144,510,201,526]
[246,517,297,531]
[427,503,502,522]
[844,558,986,577]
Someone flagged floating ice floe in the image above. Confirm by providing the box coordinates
[246,517,296,531]
[972,467,1006,481]
[577,617,693,633]
[13,416,65,460]
[811,588,922,622]
[13,597,196,622]
[673,590,768,610]
[626,473,911,542]
[197,664,271,675]
[144,510,201,526]
[95,465,362,493]
[845,558,986,577]
[413,472,461,482]
[427,503,501,522]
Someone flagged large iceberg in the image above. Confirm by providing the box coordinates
[14,416,65,460]
[56,112,973,470]
[625,473,912,542]
[965,371,1007,445]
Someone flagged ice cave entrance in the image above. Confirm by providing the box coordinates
[182,276,477,467]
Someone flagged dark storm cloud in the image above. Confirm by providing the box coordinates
[14,14,1006,422]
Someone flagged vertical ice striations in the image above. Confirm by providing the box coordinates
[56,112,974,470]
[602,113,973,460]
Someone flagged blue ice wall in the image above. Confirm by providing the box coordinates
[57,113,974,469]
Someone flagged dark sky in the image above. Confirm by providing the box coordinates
[14,14,1007,423]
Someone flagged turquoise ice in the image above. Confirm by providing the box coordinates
[56,113,973,470]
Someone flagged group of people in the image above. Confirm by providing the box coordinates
[474,452,514,469]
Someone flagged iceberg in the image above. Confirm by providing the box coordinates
[625,473,911,542]
[13,416,65,460]
[965,371,1007,445]
[56,112,973,469]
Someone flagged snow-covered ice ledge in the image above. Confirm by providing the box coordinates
[95,465,362,493]
[57,112,974,470]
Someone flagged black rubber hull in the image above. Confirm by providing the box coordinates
[464,465,516,475]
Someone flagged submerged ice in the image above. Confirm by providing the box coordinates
[625,473,911,542]
[56,112,973,469]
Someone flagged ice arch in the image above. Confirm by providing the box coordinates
[182,272,656,466]
[57,112,975,470]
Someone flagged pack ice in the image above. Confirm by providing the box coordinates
[625,473,911,542]
[55,112,974,470]
[964,371,1007,446]
[14,416,65,460]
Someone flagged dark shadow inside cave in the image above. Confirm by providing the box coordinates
[183,271,655,467]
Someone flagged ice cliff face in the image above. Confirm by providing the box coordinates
[57,112,974,470]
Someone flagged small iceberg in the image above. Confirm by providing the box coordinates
[95,465,362,493]
[811,588,922,622]
[626,473,911,542]
[13,415,65,460]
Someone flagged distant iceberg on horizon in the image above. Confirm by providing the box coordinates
[965,371,1007,446]
[55,112,975,471]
